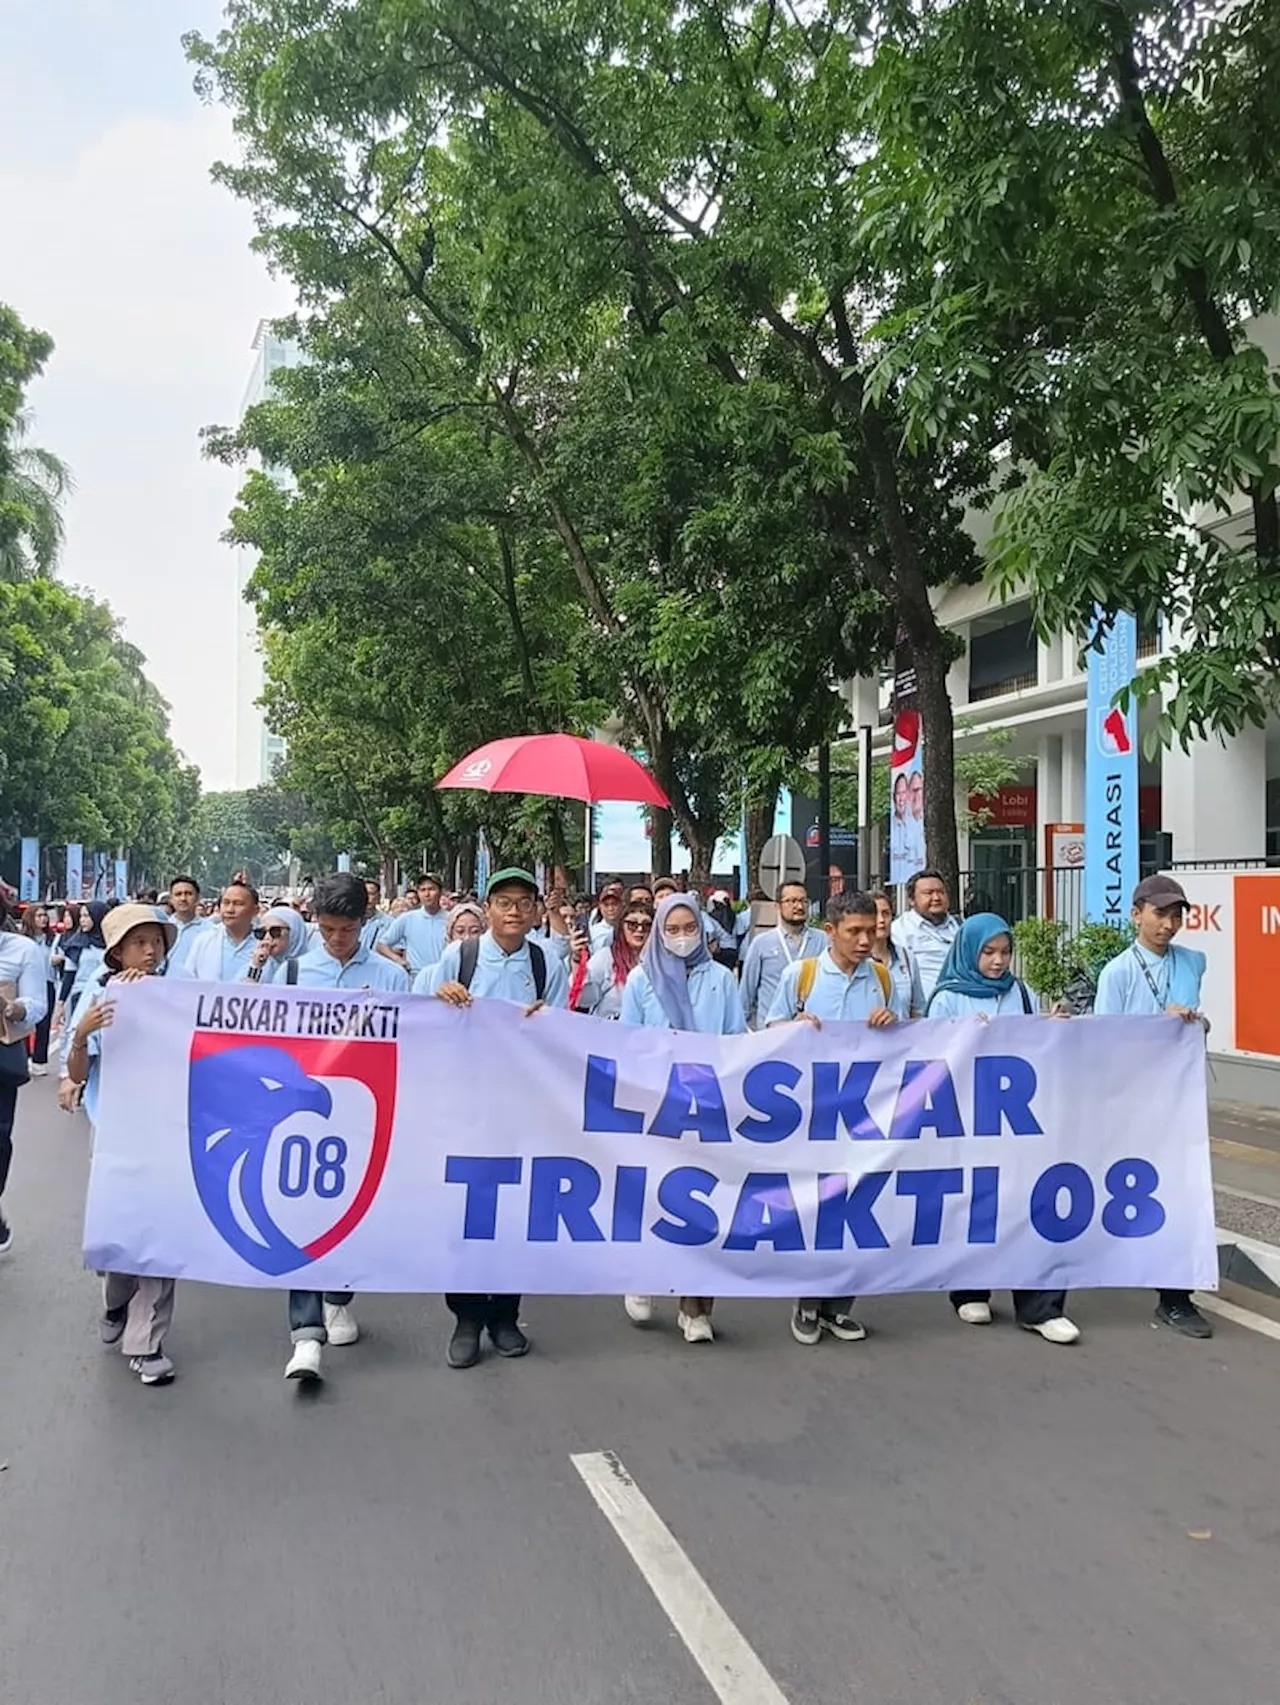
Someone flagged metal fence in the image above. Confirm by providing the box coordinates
[861,856,1277,933]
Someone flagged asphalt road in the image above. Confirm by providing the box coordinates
[3,1076,1280,1705]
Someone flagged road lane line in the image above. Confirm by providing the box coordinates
[1194,1293,1280,1342]
[1212,1136,1280,1171]
[571,1450,792,1705]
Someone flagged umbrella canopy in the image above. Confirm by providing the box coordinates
[437,734,670,807]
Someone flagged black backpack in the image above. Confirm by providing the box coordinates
[457,935,547,1001]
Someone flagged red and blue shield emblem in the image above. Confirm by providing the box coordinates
[188,1033,396,1275]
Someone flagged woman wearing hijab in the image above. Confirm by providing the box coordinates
[576,903,652,1020]
[619,893,746,1343]
[57,902,106,1009]
[412,901,484,995]
[927,913,1080,1346]
[20,904,56,1075]
[57,902,111,1092]
[242,905,310,984]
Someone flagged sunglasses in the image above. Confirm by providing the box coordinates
[623,916,653,932]
[252,925,287,940]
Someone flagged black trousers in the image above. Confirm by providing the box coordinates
[1158,1289,1193,1309]
[31,982,54,1066]
[950,1288,1066,1326]
[446,1293,521,1328]
[0,1076,18,1197]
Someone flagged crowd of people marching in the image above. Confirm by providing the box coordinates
[0,859,1212,1388]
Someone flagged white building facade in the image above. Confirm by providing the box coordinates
[233,321,298,790]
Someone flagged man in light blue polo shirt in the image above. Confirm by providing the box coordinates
[768,888,906,1350]
[890,869,960,1013]
[164,875,208,971]
[433,866,568,1370]
[283,871,409,1387]
[740,881,826,1028]
[179,880,260,982]
[378,872,448,975]
[360,878,390,953]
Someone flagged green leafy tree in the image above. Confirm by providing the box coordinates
[0,578,199,878]
[0,410,73,581]
[857,0,1280,750]
[187,791,288,892]
[0,306,68,583]
[187,0,985,890]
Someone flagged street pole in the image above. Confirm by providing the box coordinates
[856,723,872,891]
[818,742,831,906]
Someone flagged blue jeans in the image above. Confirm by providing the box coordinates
[289,1290,353,1343]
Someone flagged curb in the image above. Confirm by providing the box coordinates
[1216,1224,1280,1300]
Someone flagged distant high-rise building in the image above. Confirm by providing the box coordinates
[234,321,299,790]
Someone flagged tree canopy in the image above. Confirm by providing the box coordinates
[0,577,200,880]
[188,0,1280,887]
[0,306,199,886]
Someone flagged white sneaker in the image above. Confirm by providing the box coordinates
[285,1340,323,1381]
[678,1311,714,1344]
[957,1301,993,1325]
[323,1303,359,1346]
[1022,1316,1081,1345]
[624,1294,653,1324]
[29,1063,48,1077]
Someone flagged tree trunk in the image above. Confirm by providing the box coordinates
[686,831,717,889]
[911,632,959,901]
[456,831,476,894]
[648,806,673,876]
[744,796,775,894]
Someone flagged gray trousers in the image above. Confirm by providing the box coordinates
[103,1273,175,1357]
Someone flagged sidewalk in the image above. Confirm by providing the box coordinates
[1210,1105,1280,1298]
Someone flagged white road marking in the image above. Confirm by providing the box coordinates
[1194,1292,1280,1342]
[571,1450,792,1705]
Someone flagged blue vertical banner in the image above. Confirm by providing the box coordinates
[65,843,84,901]
[1085,610,1139,926]
[335,853,352,873]
[475,830,492,896]
[114,858,129,900]
[19,837,40,904]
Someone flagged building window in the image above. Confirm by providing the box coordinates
[969,614,1037,701]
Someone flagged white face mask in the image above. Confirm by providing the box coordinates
[664,934,700,959]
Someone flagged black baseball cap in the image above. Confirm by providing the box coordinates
[1132,875,1189,909]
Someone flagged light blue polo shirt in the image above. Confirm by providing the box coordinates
[767,949,907,1024]
[361,913,391,953]
[166,915,208,970]
[740,926,828,1028]
[295,944,409,992]
[383,908,448,973]
[927,982,1034,1019]
[432,931,569,1008]
[619,959,746,1034]
[179,925,257,984]
[1094,943,1205,1014]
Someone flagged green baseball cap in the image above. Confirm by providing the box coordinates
[485,867,539,898]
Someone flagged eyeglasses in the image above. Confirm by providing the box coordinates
[489,895,535,914]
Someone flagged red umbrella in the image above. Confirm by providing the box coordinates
[437,733,670,807]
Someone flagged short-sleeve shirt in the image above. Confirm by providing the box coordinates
[432,931,569,1009]
[294,945,409,992]
[767,949,908,1025]
[619,959,746,1034]
[383,909,448,973]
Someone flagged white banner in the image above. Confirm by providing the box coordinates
[83,980,1217,1296]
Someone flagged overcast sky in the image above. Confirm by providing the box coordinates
[2,0,293,790]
